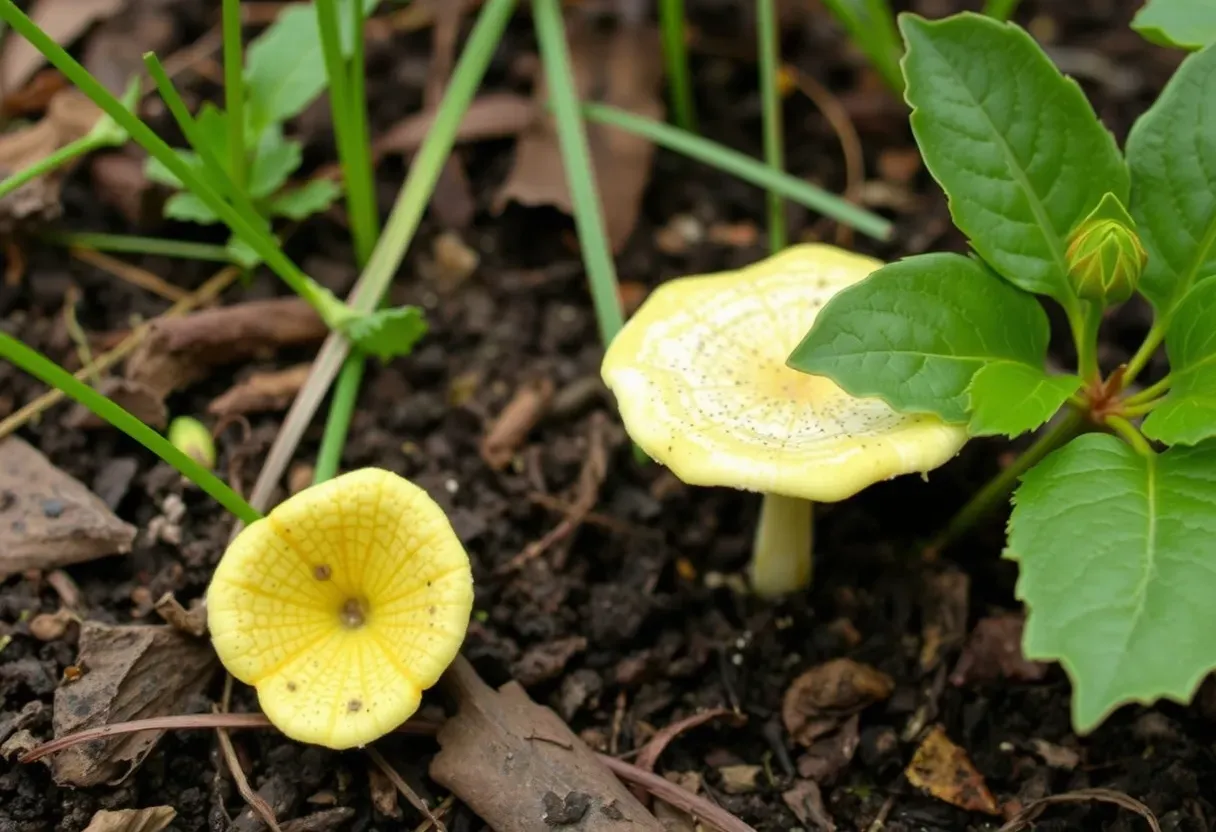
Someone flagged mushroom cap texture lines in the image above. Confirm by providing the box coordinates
[602,244,969,501]
[207,468,474,750]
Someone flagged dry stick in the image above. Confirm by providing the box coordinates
[366,746,447,832]
[216,676,283,832]
[412,795,455,832]
[0,266,240,439]
[21,714,758,832]
[70,246,191,302]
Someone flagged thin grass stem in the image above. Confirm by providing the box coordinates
[658,0,696,132]
[39,231,234,262]
[756,0,785,253]
[222,0,246,188]
[313,352,366,484]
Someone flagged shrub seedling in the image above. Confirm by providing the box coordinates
[788,13,1216,732]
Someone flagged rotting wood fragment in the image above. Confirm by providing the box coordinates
[430,657,664,832]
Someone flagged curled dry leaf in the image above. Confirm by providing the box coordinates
[781,780,835,831]
[124,298,328,400]
[494,16,664,252]
[904,725,1000,816]
[48,622,216,786]
[480,377,555,470]
[81,806,176,832]
[511,635,588,687]
[208,363,313,417]
[950,613,1049,687]
[782,658,894,747]
[0,0,126,91]
[0,437,136,579]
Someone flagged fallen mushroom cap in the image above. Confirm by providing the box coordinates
[601,244,968,500]
[207,468,474,750]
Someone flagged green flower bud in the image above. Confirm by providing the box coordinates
[1065,192,1147,306]
[168,416,216,470]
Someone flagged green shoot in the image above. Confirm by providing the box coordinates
[0,332,260,525]
[223,0,246,189]
[314,354,366,484]
[658,0,696,132]
[820,0,904,94]
[533,0,625,347]
[581,103,892,240]
[981,0,1022,21]
[38,231,236,263]
[756,0,786,252]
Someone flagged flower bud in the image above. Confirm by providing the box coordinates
[168,416,216,469]
[1065,193,1146,307]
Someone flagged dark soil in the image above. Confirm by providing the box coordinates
[0,1,1209,831]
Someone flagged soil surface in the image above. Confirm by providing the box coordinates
[0,1,1208,831]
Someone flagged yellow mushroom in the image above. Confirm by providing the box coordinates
[601,244,968,598]
[206,468,473,749]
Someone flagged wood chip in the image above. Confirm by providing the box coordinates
[81,806,176,832]
[904,725,1000,815]
[208,363,313,417]
[48,622,216,786]
[0,437,136,578]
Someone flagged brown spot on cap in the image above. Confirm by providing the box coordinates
[313,564,332,580]
[348,699,362,712]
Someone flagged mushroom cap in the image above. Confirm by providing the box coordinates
[601,244,968,502]
[207,468,473,750]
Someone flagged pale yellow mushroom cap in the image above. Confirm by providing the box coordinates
[602,244,968,501]
[207,468,473,750]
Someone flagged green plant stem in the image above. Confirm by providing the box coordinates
[581,103,891,240]
[39,231,235,262]
[1106,414,1155,457]
[1074,301,1103,381]
[1122,398,1165,417]
[756,0,785,253]
[820,0,903,95]
[313,352,365,484]
[0,1,347,327]
[0,331,261,525]
[1123,321,1167,386]
[222,0,245,189]
[0,135,100,200]
[981,0,1022,21]
[658,0,696,133]
[533,0,625,347]
[928,408,1085,554]
[1124,373,1172,405]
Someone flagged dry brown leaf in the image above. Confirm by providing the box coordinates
[0,89,102,231]
[0,437,136,578]
[125,298,328,400]
[0,0,126,91]
[494,15,664,252]
[81,806,176,832]
[374,92,536,157]
[208,363,313,417]
[480,377,555,470]
[950,613,1049,687]
[782,658,894,747]
[48,622,217,786]
[781,780,835,831]
[367,762,402,819]
[65,377,167,430]
[919,568,969,672]
[904,725,1000,815]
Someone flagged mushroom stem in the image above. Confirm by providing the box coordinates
[749,493,814,597]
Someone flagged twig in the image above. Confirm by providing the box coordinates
[366,746,447,832]
[215,678,282,832]
[0,266,240,439]
[70,246,190,302]
[412,795,455,832]
[865,796,895,832]
[997,788,1161,832]
[598,755,758,832]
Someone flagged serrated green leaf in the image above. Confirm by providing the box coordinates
[248,126,302,199]
[787,252,1050,423]
[342,306,429,362]
[1132,0,1216,50]
[86,77,141,146]
[966,362,1082,437]
[1142,279,1216,444]
[1008,434,1216,733]
[1127,44,1216,315]
[268,179,342,220]
[164,192,221,224]
[899,13,1128,304]
[226,235,262,268]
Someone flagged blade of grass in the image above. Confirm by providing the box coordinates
[581,103,891,240]
[756,0,785,252]
[0,135,101,200]
[0,332,260,525]
[658,0,695,133]
[820,0,903,95]
[242,0,519,517]
[981,0,1021,21]
[313,349,365,483]
[532,0,625,347]
[222,0,245,189]
[39,231,235,262]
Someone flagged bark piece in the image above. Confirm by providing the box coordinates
[430,657,663,832]
[49,622,216,786]
[0,437,136,578]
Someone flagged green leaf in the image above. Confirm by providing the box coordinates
[966,362,1082,437]
[86,77,141,146]
[268,179,342,220]
[787,252,1050,423]
[899,13,1128,304]
[820,0,904,93]
[1008,434,1216,733]
[164,192,221,224]
[1126,44,1216,315]
[194,103,230,157]
[145,149,201,189]
[1142,279,1216,444]
[226,234,262,269]
[342,306,429,362]
[248,126,302,199]
[1132,0,1216,50]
